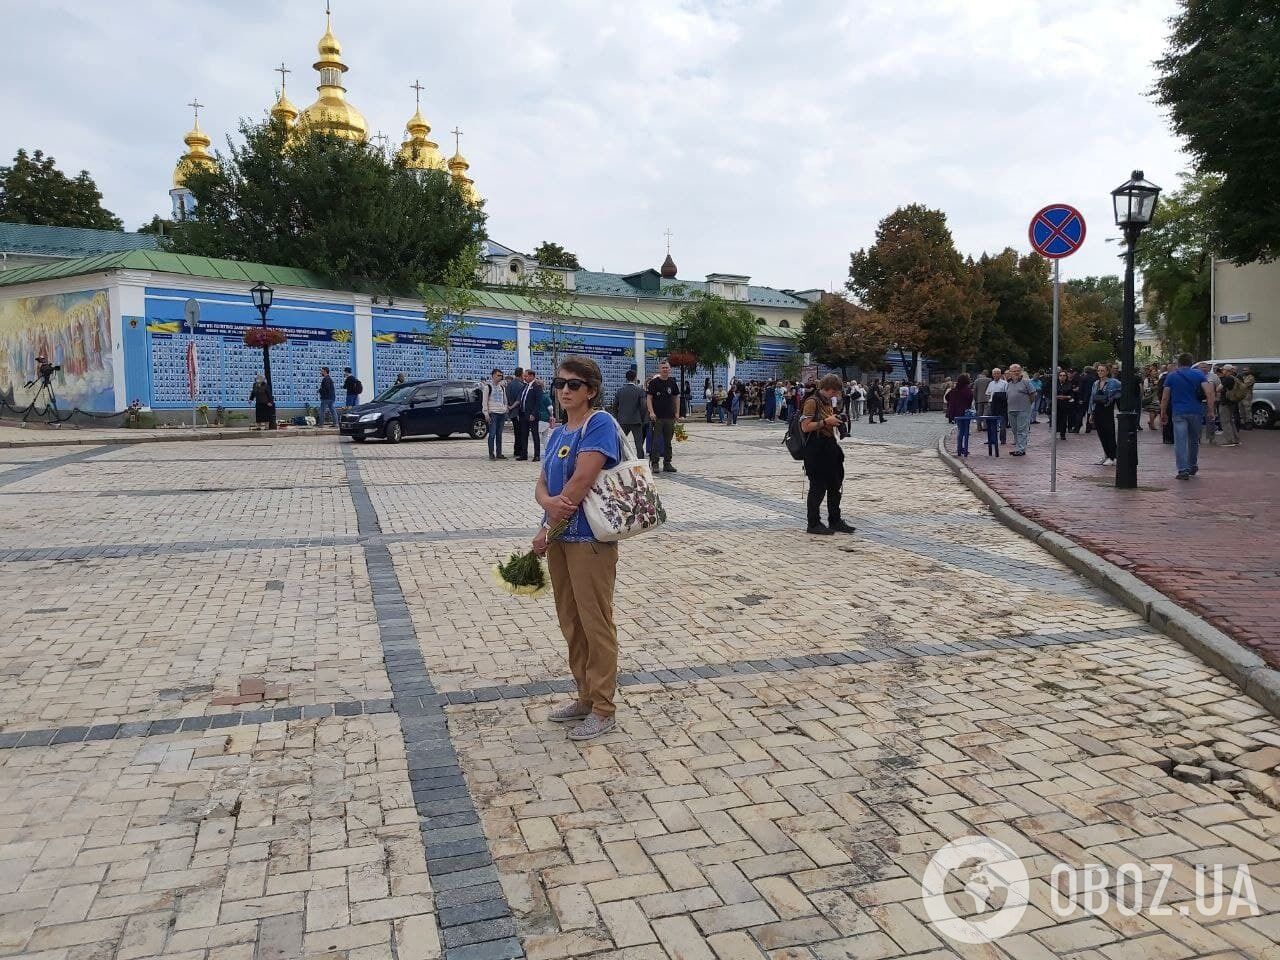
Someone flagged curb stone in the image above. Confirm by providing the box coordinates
[936,434,1280,719]
[1,428,340,449]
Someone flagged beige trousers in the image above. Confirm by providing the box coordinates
[547,540,619,717]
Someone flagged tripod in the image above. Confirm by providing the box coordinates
[22,376,61,424]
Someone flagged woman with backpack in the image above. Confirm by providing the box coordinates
[800,374,855,536]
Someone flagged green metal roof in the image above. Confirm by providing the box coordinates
[573,269,810,310]
[0,249,799,339]
[0,221,160,258]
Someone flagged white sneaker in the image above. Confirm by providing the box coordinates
[1094,457,1109,465]
[1104,458,1116,466]
[548,701,591,723]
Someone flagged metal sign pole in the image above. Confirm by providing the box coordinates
[1050,259,1060,492]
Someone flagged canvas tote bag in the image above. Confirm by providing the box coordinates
[574,411,667,542]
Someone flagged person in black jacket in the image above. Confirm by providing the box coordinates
[516,369,544,461]
[317,367,336,426]
[802,374,856,536]
[342,367,360,407]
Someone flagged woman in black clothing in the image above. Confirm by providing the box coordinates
[1054,370,1075,440]
[866,381,886,423]
[249,374,274,429]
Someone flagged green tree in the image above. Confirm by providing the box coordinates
[973,249,1051,370]
[848,204,981,367]
[172,120,486,293]
[137,215,174,237]
[419,241,485,377]
[799,293,892,375]
[1135,173,1214,357]
[532,241,582,271]
[673,294,758,388]
[513,266,583,377]
[1155,0,1280,263]
[0,148,122,229]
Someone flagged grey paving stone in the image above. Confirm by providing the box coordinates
[442,917,517,949]
[443,936,524,960]
[438,899,511,930]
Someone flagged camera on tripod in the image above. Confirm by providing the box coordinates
[25,356,61,388]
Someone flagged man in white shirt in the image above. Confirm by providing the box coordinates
[483,368,510,460]
[986,368,1009,444]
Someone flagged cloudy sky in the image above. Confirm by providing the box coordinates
[9,0,1187,290]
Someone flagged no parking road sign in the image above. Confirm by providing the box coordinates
[1029,204,1086,259]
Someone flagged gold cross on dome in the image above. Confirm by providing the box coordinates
[274,62,290,91]
[410,79,424,108]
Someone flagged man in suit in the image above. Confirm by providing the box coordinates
[614,368,648,456]
[507,367,526,457]
[516,369,544,461]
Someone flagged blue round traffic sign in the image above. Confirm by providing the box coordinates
[1029,204,1086,259]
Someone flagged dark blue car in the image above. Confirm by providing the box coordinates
[340,379,488,443]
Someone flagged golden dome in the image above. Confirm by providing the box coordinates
[172,119,215,188]
[448,149,478,205]
[398,107,445,170]
[270,91,299,128]
[297,11,367,142]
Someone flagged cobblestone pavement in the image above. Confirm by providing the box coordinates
[951,419,1280,669]
[2,420,1279,960]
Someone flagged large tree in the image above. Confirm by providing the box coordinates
[1155,0,1280,263]
[1135,173,1215,357]
[972,249,1051,370]
[799,293,893,375]
[532,241,582,271]
[847,204,981,367]
[0,148,122,230]
[172,120,486,293]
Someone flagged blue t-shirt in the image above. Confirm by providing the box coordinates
[1165,367,1208,415]
[542,412,622,542]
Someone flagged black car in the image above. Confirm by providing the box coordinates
[340,379,488,443]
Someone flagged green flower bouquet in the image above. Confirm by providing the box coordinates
[491,519,568,598]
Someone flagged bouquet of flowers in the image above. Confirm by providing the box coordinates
[492,519,568,598]
[673,423,689,442]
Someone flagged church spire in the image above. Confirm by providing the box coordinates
[269,62,298,128]
[397,79,444,170]
[447,127,479,204]
[660,228,677,278]
[171,99,215,219]
[296,2,368,141]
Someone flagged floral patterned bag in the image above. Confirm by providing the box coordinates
[578,412,667,542]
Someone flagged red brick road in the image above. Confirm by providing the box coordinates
[953,419,1280,666]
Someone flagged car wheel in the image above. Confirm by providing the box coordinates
[469,416,488,440]
[1252,403,1276,429]
[384,419,403,443]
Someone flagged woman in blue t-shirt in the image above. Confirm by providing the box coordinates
[532,356,623,741]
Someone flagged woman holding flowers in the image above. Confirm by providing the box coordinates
[532,356,623,741]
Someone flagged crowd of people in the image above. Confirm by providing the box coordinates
[697,376,933,426]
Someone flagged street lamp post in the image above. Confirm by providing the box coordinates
[1110,170,1161,489]
[249,281,277,431]
[674,323,689,417]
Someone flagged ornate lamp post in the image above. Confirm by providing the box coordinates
[249,281,277,431]
[1110,170,1161,489]
[673,323,689,415]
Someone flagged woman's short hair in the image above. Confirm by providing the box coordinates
[558,356,604,405]
[956,373,971,388]
[818,373,843,392]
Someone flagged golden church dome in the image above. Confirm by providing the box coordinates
[296,11,367,142]
[448,149,478,205]
[397,96,445,170]
[270,91,299,128]
[172,118,215,188]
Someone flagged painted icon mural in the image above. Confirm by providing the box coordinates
[0,289,115,412]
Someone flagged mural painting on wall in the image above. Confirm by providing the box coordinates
[0,289,115,411]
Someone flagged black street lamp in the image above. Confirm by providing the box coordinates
[1110,170,1161,489]
[249,281,278,431]
[673,323,689,416]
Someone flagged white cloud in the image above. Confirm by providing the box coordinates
[5,0,1186,288]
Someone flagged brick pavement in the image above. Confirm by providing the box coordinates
[0,421,1278,959]
[951,420,1280,669]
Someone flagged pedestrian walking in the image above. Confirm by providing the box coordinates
[1090,363,1121,466]
[946,374,974,456]
[249,373,274,429]
[1161,352,1211,480]
[646,360,681,473]
[507,367,526,455]
[484,368,509,460]
[532,356,622,741]
[1004,365,1036,456]
[986,369,1008,444]
[342,367,361,409]
[614,369,648,459]
[317,366,336,426]
[867,381,886,423]
[1215,365,1241,447]
[1195,362,1221,446]
[801,374,855,536]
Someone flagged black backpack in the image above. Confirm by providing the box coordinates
[353,378,363,394]
[783,408,809,460]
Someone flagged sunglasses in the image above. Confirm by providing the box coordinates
[551,378,588,392]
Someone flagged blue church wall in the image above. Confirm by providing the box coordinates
[143,288,355,408]
[735,342,793,383]
[530,323,635,404]
[371,308,517,394]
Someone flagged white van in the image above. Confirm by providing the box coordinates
[1200,358,1280,428]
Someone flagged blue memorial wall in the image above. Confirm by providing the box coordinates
[529,323,635,405]
[371,307,518,395]
[140,288,355,409]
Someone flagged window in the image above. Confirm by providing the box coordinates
[778,319,790,328]
[509,260,524,275]
[443,386,470,405]
[411,387,440,404]
[756,317,766,325]
[1250,364,1280,383]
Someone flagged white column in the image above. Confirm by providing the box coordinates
[113,276,147,410]
[352,295,373,402]
[727,353,737,384]
[517,316,531,369]
[635,330,646,380]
